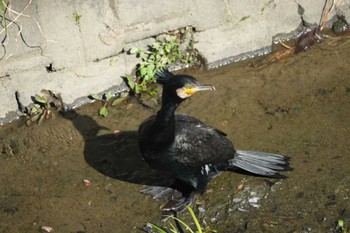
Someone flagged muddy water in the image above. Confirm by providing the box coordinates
[1,38,350,233]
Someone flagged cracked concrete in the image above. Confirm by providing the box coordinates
[0,0,348,124]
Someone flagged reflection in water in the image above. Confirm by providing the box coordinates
[62,111,175,187]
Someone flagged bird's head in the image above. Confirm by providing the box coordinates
[156,69,215,101]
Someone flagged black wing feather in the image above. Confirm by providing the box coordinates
[173,114,235,166]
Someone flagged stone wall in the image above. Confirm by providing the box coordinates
[0,0,347,124]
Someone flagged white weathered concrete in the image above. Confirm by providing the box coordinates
[0,0,348,124]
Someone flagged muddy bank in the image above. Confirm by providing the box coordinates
[1,38,350,232]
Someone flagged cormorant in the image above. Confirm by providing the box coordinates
[138,69,290,210]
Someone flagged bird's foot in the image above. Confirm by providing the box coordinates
[140,186,182,200]
[140,186,197,219]
[161,192,196,219]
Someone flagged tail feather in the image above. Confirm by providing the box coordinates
[229,150,290,178]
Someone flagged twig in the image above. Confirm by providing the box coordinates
[0,0,32,35]
[3,0,56,43]
[0,0,59,60]
[319,0,335,30]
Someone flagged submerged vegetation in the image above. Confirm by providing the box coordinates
[89,91,129,117]
[143,206,217,233]
[126,27,199,96]
[337,220,350,233]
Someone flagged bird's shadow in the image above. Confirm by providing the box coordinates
[62,111,174,187]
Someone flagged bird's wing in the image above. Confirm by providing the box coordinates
[175,114,227,136]
[173,114,235,166]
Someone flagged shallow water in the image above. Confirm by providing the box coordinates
[1,37,350,233]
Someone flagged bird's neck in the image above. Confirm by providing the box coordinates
[149,98,179,149]
[156,100,178,125]
[156,90,181,125]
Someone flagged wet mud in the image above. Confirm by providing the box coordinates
[1,38,350,233]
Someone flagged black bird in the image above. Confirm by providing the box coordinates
[138,69,290,210]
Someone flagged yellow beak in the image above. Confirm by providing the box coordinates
[185,85,215,95]
[178,85,215,99]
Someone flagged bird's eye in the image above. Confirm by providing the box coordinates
[184,84,194,88]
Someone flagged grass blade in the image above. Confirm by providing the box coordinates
[147,222,168,233]
[168,215,194,233]
[186,206,202,233]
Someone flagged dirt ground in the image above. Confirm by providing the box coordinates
[1,36,350,233]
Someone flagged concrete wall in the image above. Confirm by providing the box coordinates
[0,0,347,124]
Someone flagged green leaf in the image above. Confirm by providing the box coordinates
[149,54,156,61]
[337,219,348,232]
[30,113,41,122]
[120,91,129,98]
[89,94,100,100]
[30,107,38,114]
[167,215,194,233]
[111,97,126,106]
[140,61,149,66]
[152,42,160,50]
[140,67,147,76]
[26,119,32,126]
[158,48,164,55]
[165,43,171,53]
[35,95,47,104]
[146,223,168,233]
[126,75,135,90]
[134,84,142,94]
[105,92,113,101]
[167,222,178,233]
[73,11,82,22]
[129,47,139,54]
[143,74,150,81]
[186,206,203,233]
[99,106,108,117]
[160,56,169,65]
[139,50,147,58]
[147,89,158,96]
[38,112,46,125]
[147,65,154,78]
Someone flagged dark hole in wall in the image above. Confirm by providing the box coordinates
[46,63,56,73]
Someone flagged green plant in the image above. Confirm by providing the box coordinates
[338,220,349,233]
[20,90,63,126]
[89,91,128,117]
[144,206,217,233]
[127,27,198,95]
[73,11,81,24]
